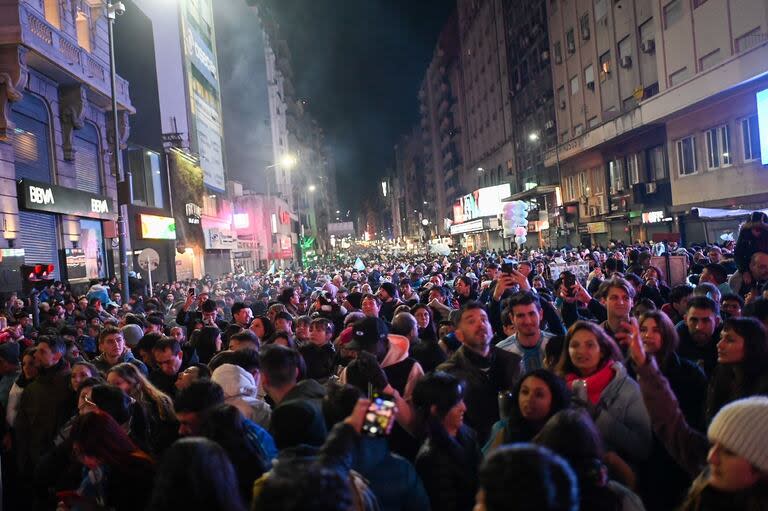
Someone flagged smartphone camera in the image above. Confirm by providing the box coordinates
[501,262,517,275]
[362,393,396,437]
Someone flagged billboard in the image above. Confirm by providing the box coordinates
[327,221,355,236]
[181,1,226,192]
[758,88,768,165]
[140,214,177,240]
[453,183,511,224]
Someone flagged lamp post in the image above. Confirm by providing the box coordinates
[105,1,130,303]
[529,130,562,247]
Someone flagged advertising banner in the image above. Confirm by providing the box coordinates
[168,151,205,251]
[139,214,177,240]
[453,184,511,224]
[18,180,115,220]
[205,228,237,249]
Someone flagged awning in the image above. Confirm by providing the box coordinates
[502,184,559,202]
[692,207,768,220]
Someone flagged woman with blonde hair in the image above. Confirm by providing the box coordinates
[106,362,178,454]
[556,321,651,466]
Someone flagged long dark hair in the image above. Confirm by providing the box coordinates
[146,437,247,511]
[504,369,571,443]
[534,409,623,511]
[411,303,437,341]
[556,321,623,377]
[638,311,679,369]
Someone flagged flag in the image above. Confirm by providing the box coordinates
[353,257,365,271]
[268,262,276,275]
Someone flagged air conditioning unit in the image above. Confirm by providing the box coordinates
[559,100,567,109]
[586,81,595,91]
[544,120,555,130]
[620,56,633,68]
[641,39,656,54]
[645,182,657,194]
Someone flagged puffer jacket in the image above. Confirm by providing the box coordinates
[211,363,271,428]
[591,361,652,464]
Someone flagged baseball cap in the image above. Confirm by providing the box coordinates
[346,317,388,351]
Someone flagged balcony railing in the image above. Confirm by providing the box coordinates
[19,2,132,111]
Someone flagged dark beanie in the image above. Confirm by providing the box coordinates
[346,292,363,310]
[270,400,327,450]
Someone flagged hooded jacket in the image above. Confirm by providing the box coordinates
[211,363,271,428]
[380,334,424,402]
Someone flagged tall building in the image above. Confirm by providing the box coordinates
[456,0,515,193]
[419,12,465,236]
[0,0,133,290]
[547,0,768,246]
[133,0,234,277]
[394,125,427,239]
[502,0,561,248]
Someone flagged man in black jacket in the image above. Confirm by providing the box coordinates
[437,301,521,443]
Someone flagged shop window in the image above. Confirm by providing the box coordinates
[741,115,761,161]
[676,135,698,176]
[705,125,732,169]
[80,218,106,279]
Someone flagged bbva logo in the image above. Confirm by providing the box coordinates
[91,199,109,214]
[29,186,54,205]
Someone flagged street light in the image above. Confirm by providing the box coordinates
[103,1,129,302]
[308,184,316,192]
[528,132,540,142]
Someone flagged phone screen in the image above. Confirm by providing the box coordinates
[188,288,196,296]
[362,393,396,437]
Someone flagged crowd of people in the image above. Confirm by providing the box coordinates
[4,212,768,510]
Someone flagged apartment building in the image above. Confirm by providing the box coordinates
[547,0,768,246]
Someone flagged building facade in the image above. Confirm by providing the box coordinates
[546,0,767,246]
[0,0,133,293]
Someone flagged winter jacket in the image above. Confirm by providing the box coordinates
[734,222,768,273]
[676,323,720,378]
[15,359,75,477]
[410,338,447,374]
[588,361,652,464]
[299,342,337,382]
[92,349,148,377]
[437,346,522,444]
[211,363,271,428]
[415,425,480,511]
[635,356,708,478]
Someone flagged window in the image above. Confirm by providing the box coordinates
[705,125,732,169]
[590,167,605,193]
[570,75,580,95]
[609,159,626,192]
[664,0,683,29]
[580,13,590,40]
[554,42,563,64]
[669,67,690,86]
[676,136,698,176]
[648,145,667,180]
[578,171,588,195]
[565,175,575,200]
[566,29,576,54]
[599,52,611,81]
[627,153,641,184]
[557,85,566,108]
[574,124,584,136]
[595,0,608,21]
[742,115,761,161]
[588,116,599,128]
[584,64,595,89]
[76,9,92,52]
[43,0,61,29]
[618,37,631,66]
[699,49,722,71]
[736,28,763,53]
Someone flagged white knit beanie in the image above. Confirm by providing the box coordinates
[708,396,768,473]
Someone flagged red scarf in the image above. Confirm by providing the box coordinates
[566,362,615,405]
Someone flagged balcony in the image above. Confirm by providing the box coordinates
[13,2,132,111]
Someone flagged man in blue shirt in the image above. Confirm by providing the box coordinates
[496,292,554,373]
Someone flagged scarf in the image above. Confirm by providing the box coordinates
[565,362,615,405]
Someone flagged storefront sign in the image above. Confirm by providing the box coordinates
[642,211,672,224]
[18,180,115,220]
[453,184,511,223]
[204,228,237,250]
[587,222,608,234]
[139,214,177,240]
[233,213,249,228]
[449,218,484,235]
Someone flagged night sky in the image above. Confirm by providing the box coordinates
[254,0,453,215]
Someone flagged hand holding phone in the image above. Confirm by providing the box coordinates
[362,393,396,437]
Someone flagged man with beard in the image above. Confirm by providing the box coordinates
[676,295,721,377]
[437,302,521,443]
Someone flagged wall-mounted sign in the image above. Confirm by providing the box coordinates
[453,183,511,223]
[233,213,249,229]
[757,88,768,165]
[185,203,201,224]
[587,222,608,234]
[139,214,177,240]
[204,228,237,250]
[642,211,672,224]
[18,180,115,220]
[449,218,484,235]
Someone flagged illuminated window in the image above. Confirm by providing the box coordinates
[76,9,92,52]
[43,0,61,29]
